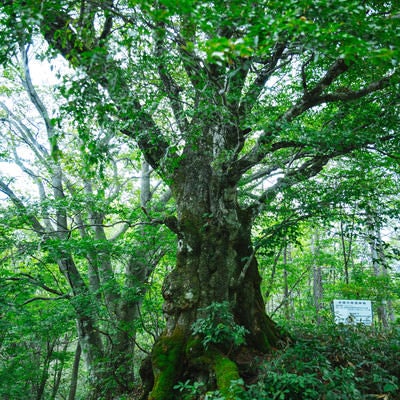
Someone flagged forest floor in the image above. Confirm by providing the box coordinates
[136,321,400,400]
[240,321,400,400]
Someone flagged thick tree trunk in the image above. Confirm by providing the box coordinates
[148,155,283,399]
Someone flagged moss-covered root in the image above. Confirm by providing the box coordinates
[148,329,186,400]
[213,353,244,400]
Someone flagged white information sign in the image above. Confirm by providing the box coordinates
[332,300,373,326]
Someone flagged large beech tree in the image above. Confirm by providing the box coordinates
[1,1,399,399]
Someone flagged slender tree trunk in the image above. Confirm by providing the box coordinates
[283,268,289,320]
[50,338,69,400]
[35,341,55,400]
[57,256,115,399]
[339,213,357,286]
[312,231,323,324]
[339,220,352,284]
[68,342,81,400]
[368,217,393,328]
[283,244,290,320]
[148,154,283,399]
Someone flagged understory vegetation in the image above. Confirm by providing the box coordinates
[175,322,400,400]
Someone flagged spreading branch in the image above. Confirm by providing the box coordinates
[21,46,55,140]
[319,73,396,103]
[239,42,287,116]
[0,179,46,233]
[231,58,397,183]
[0,101,50,164]
[154,23,188,134]
[23,295,70,305]
[38,4,171,172]
[253,154,330,213]
[231,139,305,182]
[141,206,178,234]
[6,273,65,297]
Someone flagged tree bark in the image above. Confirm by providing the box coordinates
[68,342,81,400]
[148,152,283,399]
[35,340,54,400]
[50,337,69,400]
[368,215,394,328]
[312,231,323,325]
[283,244,291,320]
[339,218,354,285]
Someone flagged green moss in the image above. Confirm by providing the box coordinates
[149,332,244,399]
[185,337,203,358]
[213,352,243,400]
[149,329,186,400]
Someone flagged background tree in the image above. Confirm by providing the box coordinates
[261,152,400,325]
[0,1,399,399]
[0,45,174,399]
[0,222,76,400]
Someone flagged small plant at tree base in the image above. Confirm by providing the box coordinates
[191,302,249,350]
[173,380,206,400]
[174,378,245,400]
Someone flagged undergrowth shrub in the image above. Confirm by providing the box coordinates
[245,322,400,399]
[175,322,400,399]
[191,301,248,350]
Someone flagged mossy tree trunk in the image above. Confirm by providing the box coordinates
[148,148,282,399]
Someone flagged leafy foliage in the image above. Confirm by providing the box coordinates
[247,323,400,399]
[191,302,249,350]
[176,322,400,399]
